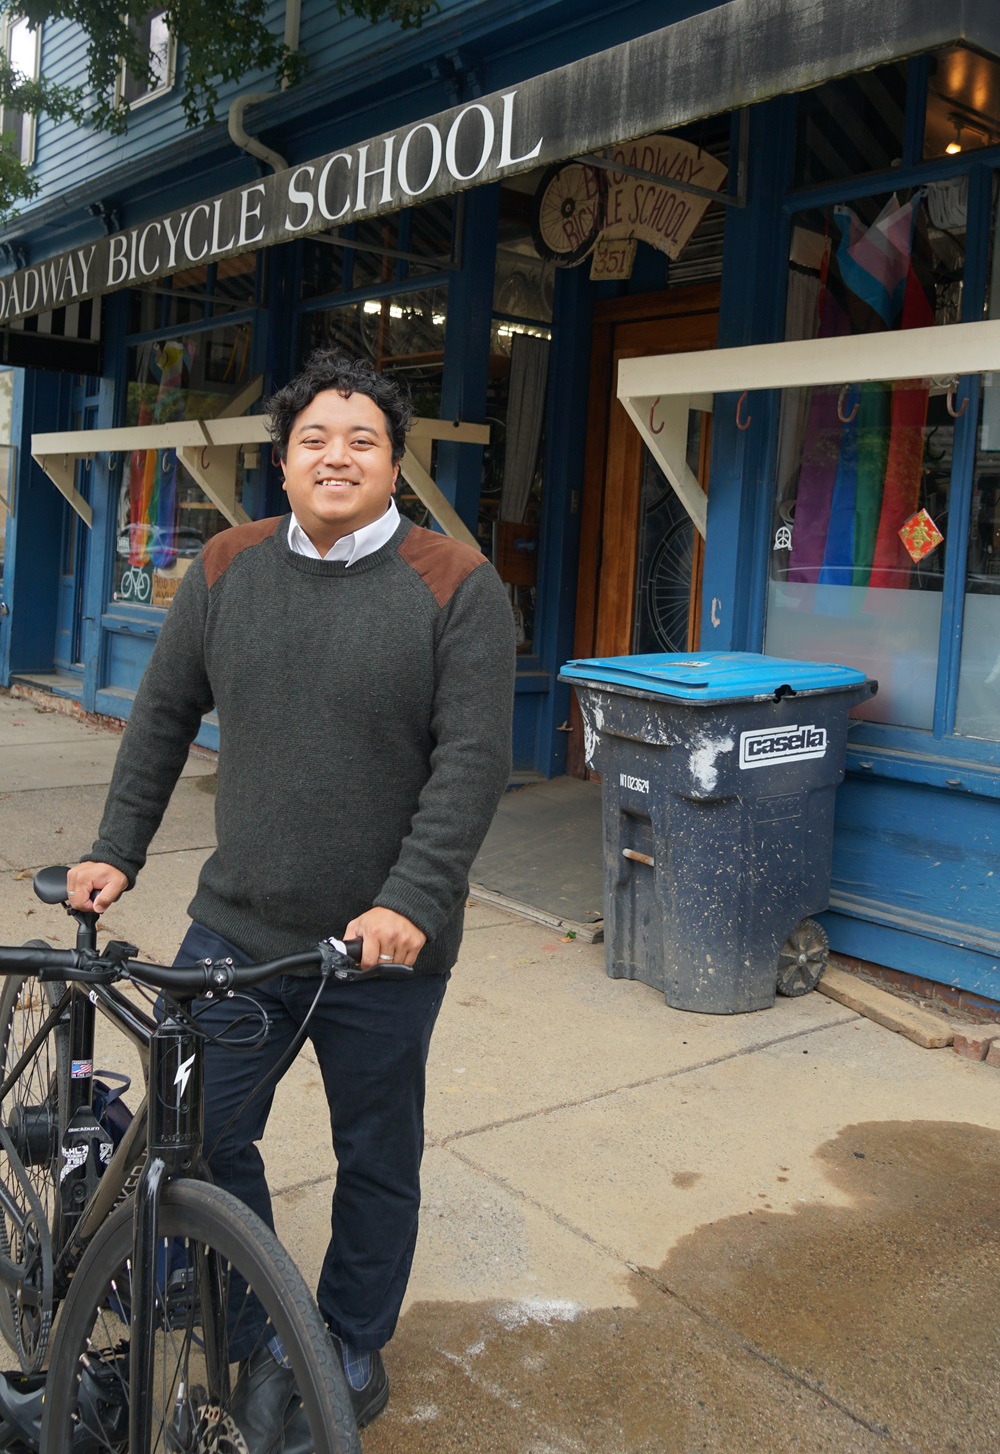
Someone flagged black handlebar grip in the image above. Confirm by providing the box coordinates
[343,938,363,963]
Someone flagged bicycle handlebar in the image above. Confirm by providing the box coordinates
[0,935,416,995]
[0,866,419,993]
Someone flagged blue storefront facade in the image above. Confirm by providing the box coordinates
[1,0,999,1001]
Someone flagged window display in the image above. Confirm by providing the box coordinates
[766,191,963,728]
[116,323,252,607]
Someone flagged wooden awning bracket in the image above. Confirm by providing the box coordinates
[31,407,489,541]
[617,317,1000,541]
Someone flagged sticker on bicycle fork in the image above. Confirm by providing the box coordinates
[71,1059,94,1078]
[60,1146,87,1181]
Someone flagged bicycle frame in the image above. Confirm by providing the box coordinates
[0,906,227,1449]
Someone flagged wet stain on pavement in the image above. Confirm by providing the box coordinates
[362,1122,1000,1453]
[671,1172,702,1189]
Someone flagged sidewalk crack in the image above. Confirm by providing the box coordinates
[434,1013,860,1147]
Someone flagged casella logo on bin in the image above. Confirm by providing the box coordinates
[739,724,828,769]
[620,773,650,794]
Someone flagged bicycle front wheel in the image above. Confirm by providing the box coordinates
[0,957,68,1370]
[41,1179,361,1454]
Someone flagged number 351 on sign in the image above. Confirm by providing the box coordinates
[590,236,637,280]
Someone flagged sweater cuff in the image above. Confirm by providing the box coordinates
[373,878,450,942]
[86,847,140,891]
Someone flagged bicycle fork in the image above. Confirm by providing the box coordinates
[129,999,225,1449]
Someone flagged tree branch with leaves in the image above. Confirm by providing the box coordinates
[0,0,437,222]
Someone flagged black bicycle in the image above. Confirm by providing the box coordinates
[0,865,410,1453]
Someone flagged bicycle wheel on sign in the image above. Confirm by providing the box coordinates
[41,1178,360,1454]
[0,952,68,1370]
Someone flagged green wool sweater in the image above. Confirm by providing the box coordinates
[92,515,515,974]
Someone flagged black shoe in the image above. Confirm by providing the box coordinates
[228,1346,302,1454]
[329,1335,390,1429]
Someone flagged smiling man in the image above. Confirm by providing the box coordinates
[67,350,515,1446]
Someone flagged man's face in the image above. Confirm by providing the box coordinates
[280,388,399,553]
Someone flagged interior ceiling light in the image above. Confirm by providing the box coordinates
[945,110,994,154]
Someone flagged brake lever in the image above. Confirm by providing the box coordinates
[332,962,416,982]
[318,937,415,981]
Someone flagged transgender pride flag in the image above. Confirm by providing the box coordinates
[832,194,921,328]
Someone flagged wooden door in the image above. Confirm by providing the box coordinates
[568,284,718,777]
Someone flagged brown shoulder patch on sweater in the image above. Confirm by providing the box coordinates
[202,517,283,590]
[397,525,487,608]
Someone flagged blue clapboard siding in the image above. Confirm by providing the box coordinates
[29,3,289,203]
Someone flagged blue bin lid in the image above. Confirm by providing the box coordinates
[559,651,869,702]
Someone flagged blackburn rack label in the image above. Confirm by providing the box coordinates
[739,724,828,769]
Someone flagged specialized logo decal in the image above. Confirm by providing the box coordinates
[739,724,828,769]
[619,773,650,794]
[174,1052,197,1099]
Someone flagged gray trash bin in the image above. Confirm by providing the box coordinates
[558,652,876,1014]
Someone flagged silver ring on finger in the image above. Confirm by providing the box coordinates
[377,953,393,962]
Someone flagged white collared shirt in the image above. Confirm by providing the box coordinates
[287,499,401,566]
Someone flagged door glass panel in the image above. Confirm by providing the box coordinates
[632,412,702,654]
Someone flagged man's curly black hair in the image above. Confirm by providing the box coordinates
[266,350,413,464]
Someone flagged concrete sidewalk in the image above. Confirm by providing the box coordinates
[1,687,998,1453]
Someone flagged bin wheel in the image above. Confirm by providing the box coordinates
[776,919,829,997]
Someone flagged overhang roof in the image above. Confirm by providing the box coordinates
[2,0,999,324]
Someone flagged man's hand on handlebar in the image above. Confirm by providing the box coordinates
[66,861,129,915]
[344,907,426,971]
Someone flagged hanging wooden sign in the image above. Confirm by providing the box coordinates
[599,135,728,261]
[534,134,727,273]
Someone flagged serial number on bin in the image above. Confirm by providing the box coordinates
[619,773,650,793]
[739,725,828,769]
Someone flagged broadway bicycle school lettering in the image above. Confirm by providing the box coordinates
[0,90,542,326]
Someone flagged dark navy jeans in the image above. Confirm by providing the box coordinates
[174,921,447,1353]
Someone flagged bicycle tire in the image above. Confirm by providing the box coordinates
[41,1178,361,1454]
[0,953,68,1370]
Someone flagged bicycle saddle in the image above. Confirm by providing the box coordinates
[33,866,69,905]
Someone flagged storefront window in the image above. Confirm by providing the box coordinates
[115,322,253,607]
[924,46,1000,160]
[297,286,448,527]
[128,255,259,334]
[478,189,555,655]
[956,196,1000,739]
[793,63,907,189]
[765,192,964,728]
[956,405,1000,739]
[298,198,455,302]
